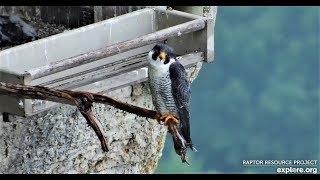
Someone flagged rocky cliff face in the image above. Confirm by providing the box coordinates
[0,62,203,174]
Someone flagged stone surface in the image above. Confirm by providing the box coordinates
[0,83,166,174]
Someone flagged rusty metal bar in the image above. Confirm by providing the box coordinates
[27,18,206,80]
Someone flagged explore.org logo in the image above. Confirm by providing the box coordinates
[242,160,318,174]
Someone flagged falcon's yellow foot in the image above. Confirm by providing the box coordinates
[160,114,179,125]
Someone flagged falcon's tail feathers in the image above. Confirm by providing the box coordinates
[178,107,192,146]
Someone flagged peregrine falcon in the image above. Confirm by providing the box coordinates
[147,43,195,159]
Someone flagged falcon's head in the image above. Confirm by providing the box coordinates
[148,43,176,69]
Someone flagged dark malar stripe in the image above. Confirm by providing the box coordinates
[164,57,170,64]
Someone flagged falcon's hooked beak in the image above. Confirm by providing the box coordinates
[159,52,167,60]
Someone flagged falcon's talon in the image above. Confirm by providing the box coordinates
[160,114,179,125]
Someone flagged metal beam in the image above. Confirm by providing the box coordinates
[27,18,206,80]
[27,52,204,116]
[164,6,217,63]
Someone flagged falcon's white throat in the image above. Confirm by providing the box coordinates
[148,50,175,76]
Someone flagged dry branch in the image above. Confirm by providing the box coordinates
[0,82,160,118]
[74,93,109,152]
[0,82,189,163]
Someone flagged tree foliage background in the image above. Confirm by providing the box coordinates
[155,6,319,174]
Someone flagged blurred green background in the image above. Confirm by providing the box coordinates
[155,6,319,174]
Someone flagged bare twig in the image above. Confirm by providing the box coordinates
[74,93,109,152]
[0,82,160,119]
[0,82,188,162]
[61,89,161,120]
